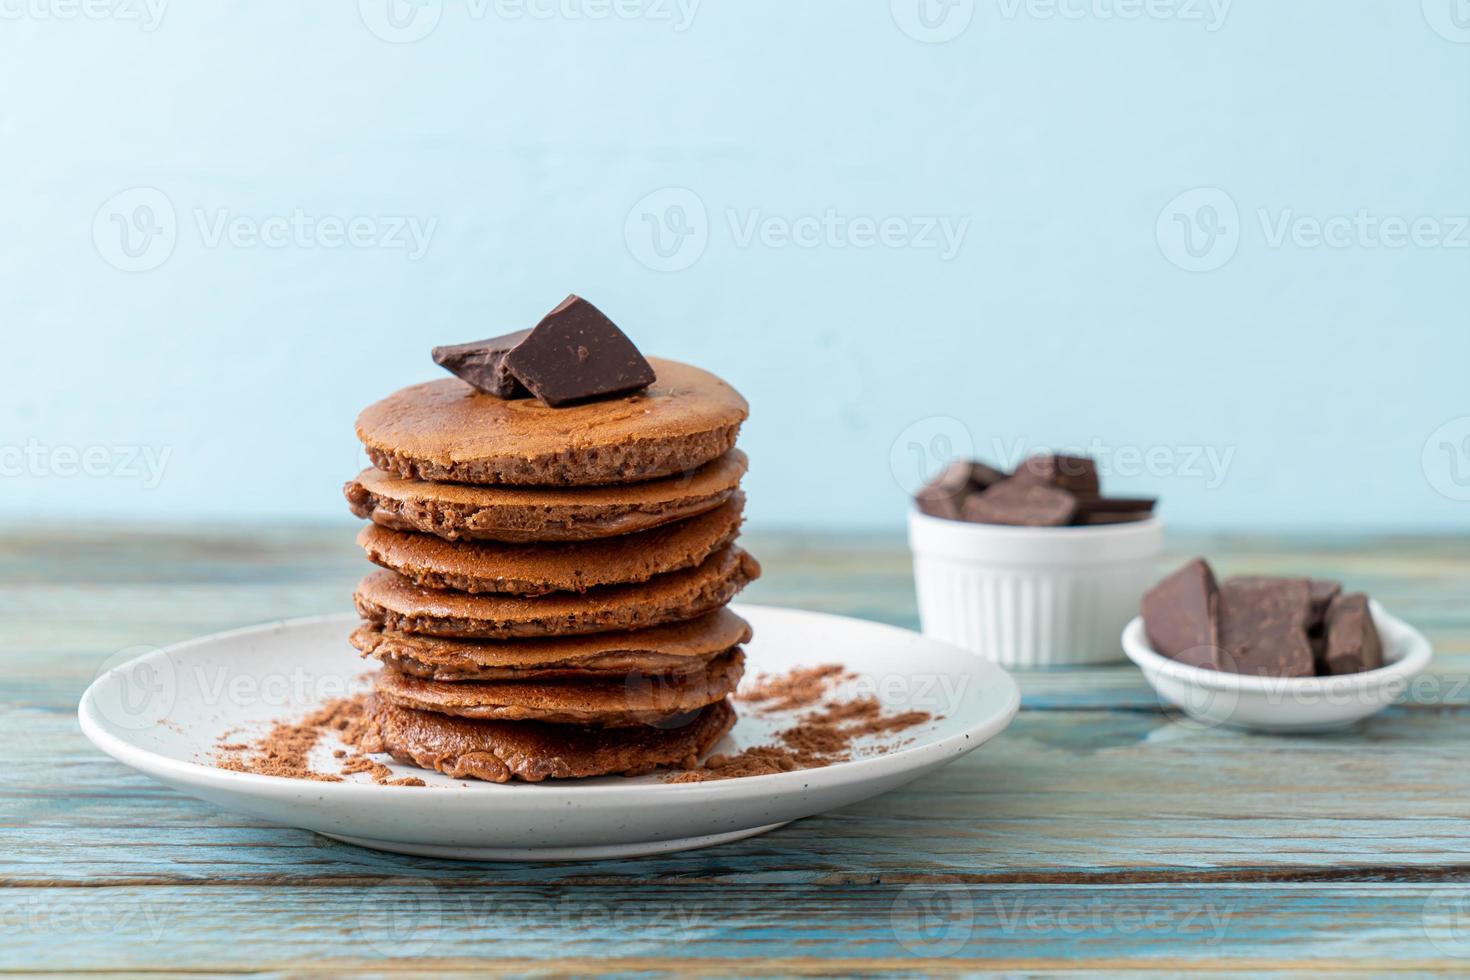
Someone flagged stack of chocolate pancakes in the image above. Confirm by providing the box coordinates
[343,341,759,783]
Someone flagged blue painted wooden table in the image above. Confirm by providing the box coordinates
[5,526,1469,974]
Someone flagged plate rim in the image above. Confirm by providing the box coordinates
[78,603,1021,802]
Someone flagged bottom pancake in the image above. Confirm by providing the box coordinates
[372,650,744,727]
[355,696,736,783]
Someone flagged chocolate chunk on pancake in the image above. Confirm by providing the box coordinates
[350,609,753,681]
[357,696,735,783]
[357,494,744,594]
[344,450,746,543]
[355,358,747,486]
[372,650,744,727]
[354,545,761,639]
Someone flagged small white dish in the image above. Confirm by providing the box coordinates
[78,605,1019,862]
[1121,601,1433,732]
[909,508,1164,668]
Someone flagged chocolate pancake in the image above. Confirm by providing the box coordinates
[357,696,736,783]
[355,358,748,486]
[344,450,746,543]
[357,494,744,594]
[350,608,753,681]
[353,545,760,639]
[372,649,744,727]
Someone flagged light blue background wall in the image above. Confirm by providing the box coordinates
[2,1,1467,531]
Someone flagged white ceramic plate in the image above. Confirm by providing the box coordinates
[1122,601,1432,732]
[79,604,1019,861]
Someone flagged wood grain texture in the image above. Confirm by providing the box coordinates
[3,524,1470,974]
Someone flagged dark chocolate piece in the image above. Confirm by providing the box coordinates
[967,460,1009,491]
[1322,593,1384,676]
[1217,576,1315,678]
[1075,496,1157,517]
[1013,454,1101,495]
[1141,558,1220,670]
[1308,579,1342,628]
[915,460,975,520]
[1305,579,1343,669]
[1077,511,1153,526]
[961,478,1077,527]
[431,329,532,398]
[502,295,656,407]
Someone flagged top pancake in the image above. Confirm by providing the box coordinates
[356,358,748,486]
[344,450,746,543]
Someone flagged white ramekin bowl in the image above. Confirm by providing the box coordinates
[908,509,1164,668]
[1121,601,1432,733]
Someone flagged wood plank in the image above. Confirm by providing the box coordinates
[0,882,1466,972]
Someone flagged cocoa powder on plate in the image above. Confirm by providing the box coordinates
[215,693,424,786]
[667,665,934,782]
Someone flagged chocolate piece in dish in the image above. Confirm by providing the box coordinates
[1217,576,1315,678]
[966,460,1009,490]
[1074,496,1157,526]
[961,478,1077,527]
[1075,511,1151,526]
[915,459,1011,519]
[1322,593,1384,676]
[1141,558,1220,670]
[431,330,531,398]
[915,461,976,519]
[1013,454,1101,496]
[502,294,657,407]
[1305,578,1344,667]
